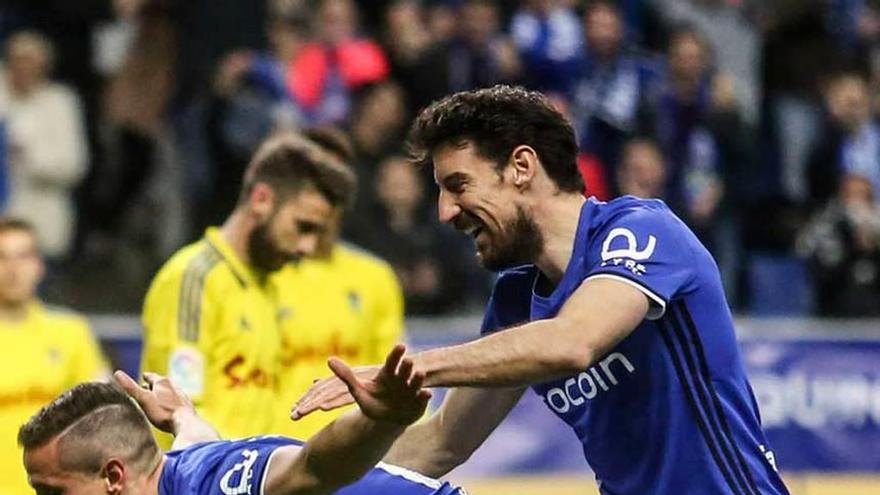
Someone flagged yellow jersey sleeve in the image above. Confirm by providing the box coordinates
[141,248,220,402]
[365,261,405,362]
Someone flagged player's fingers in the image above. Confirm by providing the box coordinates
[327,357,359,392]
[408,370,425,391]
[292,388,354,419]
[318,393,356,411]
[142,372,166,387]
[397,357,414,382]
[382,344,407,375]
[114,370,147,400]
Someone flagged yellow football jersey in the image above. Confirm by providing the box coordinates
[142,228,281,444]
[0,303,107,495]
[272,243,404,438]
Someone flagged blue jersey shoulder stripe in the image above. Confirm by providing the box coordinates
[674,302,761,495]
[657,315,748,495]
[665,305,756,495]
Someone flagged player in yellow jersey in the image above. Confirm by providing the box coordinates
[0,218,107,495]
[272,127,405,438]
[141,133,355,444]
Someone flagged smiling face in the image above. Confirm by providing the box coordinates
[433,142,543,271]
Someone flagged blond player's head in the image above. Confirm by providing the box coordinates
[19,382,160,495]
[0,218,44,307]
[237,132,356,271]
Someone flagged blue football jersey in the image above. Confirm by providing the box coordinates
[482,196,790,495]
[159,436,466,495]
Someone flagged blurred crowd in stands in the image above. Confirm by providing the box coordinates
[1,0,880,317]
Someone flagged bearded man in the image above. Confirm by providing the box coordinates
[142,133,354,443]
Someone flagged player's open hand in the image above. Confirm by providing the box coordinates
[292,365,380,420]
[296,345,431,426]
[114,370,196,433]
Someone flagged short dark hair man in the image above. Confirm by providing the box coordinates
[295,86,790,495]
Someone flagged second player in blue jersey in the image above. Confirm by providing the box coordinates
[294,86,790,495]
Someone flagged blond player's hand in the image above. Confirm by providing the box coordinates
[114,370,196,434]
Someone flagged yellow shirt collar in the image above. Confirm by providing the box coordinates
[0,301,44,332]
[204,227,262,287]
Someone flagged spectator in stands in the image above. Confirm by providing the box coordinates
[426,1,458,44]
[272,127,405,439]
[0,31,88,261]
[510,0,583,92]
[381,0,439,112]
[640,27,741,235]
[356,154,483,315]
[617,138,668,199]
[640,26,749,301]
[569,0,661,181]
[0,218,107,495]
[808,71,880,211]
[400,0,521,107]
[383,0,432,70]
[762,3,843,203]
[203,11,309,227]
[342,82,411,239]
[650,0,763,124]
[287,0,390,124]
[798,173,880,316]
[450,0,522,92]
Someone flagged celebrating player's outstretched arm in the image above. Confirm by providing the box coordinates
[119,344,431,495]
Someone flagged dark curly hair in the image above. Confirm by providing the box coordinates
[406,85,584,193]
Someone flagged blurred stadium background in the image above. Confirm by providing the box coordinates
[2,0,880,493]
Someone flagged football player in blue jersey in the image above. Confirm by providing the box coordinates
[18,345,466,495]
[295,85,791,495]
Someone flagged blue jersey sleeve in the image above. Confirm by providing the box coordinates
[584,201,697,319]
[160,437,301,495]
[480,266,537,335]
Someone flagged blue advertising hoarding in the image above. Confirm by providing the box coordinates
[96,317,880,474]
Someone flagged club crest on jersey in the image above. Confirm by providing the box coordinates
[220,449,259,494]
[600,227,656,276]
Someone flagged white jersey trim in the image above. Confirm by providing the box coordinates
[586,274,667,320]
[375,462,443,489]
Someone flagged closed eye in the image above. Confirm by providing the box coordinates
[441,172,469,194]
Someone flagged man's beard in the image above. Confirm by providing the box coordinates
[477,206,544,272]
[248,221,294,272]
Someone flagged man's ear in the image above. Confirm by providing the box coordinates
[248,182,276,221]
[509,145,539,189]
[103,458,125,494]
